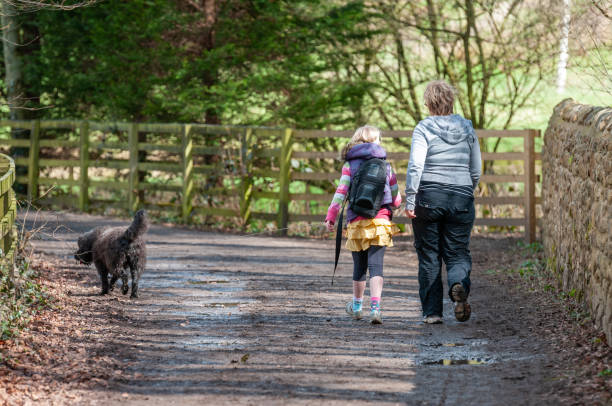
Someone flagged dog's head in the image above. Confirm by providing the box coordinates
[74,228,102,265]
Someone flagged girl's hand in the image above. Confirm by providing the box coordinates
[324,220,335,232]
[405,209,416,219]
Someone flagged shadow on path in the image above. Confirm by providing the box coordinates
[23,211,551,405]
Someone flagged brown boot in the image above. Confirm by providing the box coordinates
[451,283,471,322]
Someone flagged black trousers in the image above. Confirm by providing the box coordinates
[411,190,475,317]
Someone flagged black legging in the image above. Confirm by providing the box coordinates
[351,245,386,281]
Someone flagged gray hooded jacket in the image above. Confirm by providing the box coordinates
[405,114,482,210]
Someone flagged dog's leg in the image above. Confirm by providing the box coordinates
[129,265,139,298]
[121,271,129,295]
[109,274,119,291]
[129,256,146,299]
[126,243,146,299]
[95,262,110,295]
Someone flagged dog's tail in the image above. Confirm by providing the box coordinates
[124,209,149,242]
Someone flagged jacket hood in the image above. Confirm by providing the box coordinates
[419,114,475,145]
[346,143,386,161]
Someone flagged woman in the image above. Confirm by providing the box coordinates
[405,80,482,324]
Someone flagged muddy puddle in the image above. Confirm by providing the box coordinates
[421,340,489,348]
[178,336,249,349]
[199,302,242,307]
[128,261,251,338]
[422,342,466,348]
[416,346,496,366]
[423,358,490,366]
[416,319,500,366]
[187,280,231,284]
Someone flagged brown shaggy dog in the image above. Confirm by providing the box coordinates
[75,210,148,298]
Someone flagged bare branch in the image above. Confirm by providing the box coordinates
[2,0,98,12]
[591,0,612,19]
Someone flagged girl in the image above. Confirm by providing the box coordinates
[325,125,402,324]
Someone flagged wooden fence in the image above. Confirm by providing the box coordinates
[0,153,17,266]
[0,120,540,242]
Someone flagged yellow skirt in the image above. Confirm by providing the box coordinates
[345,218,401,252]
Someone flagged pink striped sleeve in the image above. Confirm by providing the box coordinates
[388,165,402,208]
[325,163,351,223]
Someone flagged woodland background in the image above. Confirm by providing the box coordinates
[3,0,611,132]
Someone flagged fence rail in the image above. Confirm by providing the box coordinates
[0,120,540,242]
[0,153,17,267]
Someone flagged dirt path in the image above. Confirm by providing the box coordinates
[22,211,574,405]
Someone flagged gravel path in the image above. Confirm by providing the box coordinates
[25,211,555,405]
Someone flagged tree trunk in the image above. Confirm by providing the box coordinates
[557,0,571,94]
[2,0,24,120]
[2,1,28,194]
[202,0,220,125]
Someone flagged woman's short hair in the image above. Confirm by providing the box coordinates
[424,80,455,116]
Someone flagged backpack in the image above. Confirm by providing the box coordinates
[348,158,388,218]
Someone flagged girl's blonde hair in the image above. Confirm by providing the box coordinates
[341,125,381,160]
[424,80,455,116]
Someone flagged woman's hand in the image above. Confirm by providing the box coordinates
[324,220,335,232]
[405,209,416,219]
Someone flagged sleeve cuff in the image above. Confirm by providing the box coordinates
[405,194,416,211]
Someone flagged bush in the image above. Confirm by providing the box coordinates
[0,255,51,340]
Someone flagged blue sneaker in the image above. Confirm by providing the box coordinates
[345,301,363,320]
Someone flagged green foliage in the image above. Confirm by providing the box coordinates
[7,0,612,131]
[9,0,612,231]
[597,369,612,377]
[505,240,593,324]
[498,241,545,278]
[507,259,541,278]
[24,0,176,120]
[24,0,374,127]
[517,241,543,255]
[0,258,51,340]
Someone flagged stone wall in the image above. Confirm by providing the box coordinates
[542,98,612,344]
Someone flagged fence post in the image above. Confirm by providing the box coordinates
[240,128,253,229]
[0,155,16,283]
[181,124,194,223]
[27,120,40,202]
[128,123,140,213]
[278,128,293,235]
[524,129,537,243]
[79,121,90,212]
[0,191,5,257]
